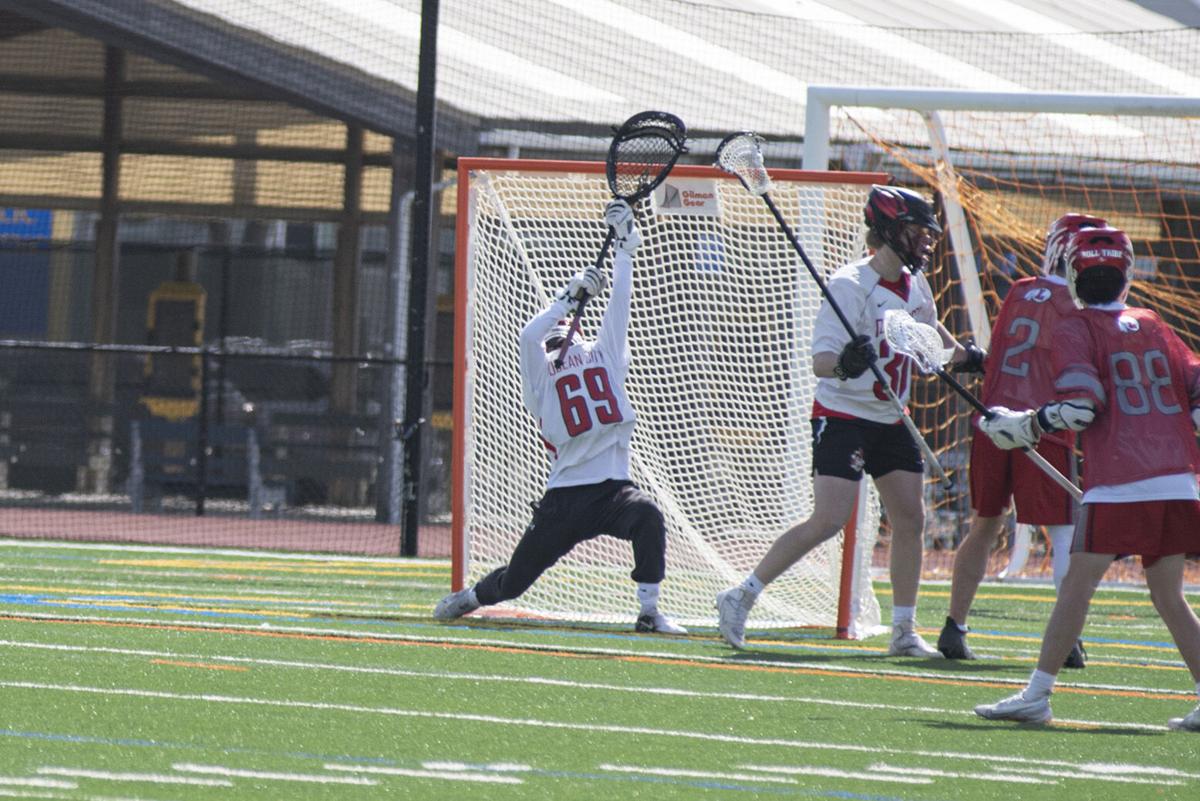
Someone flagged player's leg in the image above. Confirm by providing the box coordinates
[939,513,1006,659]
[1143,499,1200,730]
[602,481,686,635]
[940,431,1016,658]
[874,467,938,656]
[1010,436,1084,666]
[715,418,864,649]
[974,549,1110,723]
[470,486,597,607]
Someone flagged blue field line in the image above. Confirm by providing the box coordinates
[973,627,1179,649]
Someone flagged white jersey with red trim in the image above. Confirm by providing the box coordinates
[811,256,938,423]
[519,250,637,489]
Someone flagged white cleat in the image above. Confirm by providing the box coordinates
[636,613,688,635]
[433,587,480,620]
[888,623,941,657]
[1168,703,1200,732]
[974,691,1052,724]
[715,586,754,649]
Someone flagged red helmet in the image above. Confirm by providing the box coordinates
[864,185,942,270]
[1065,226,1133,307]
[1042,213,1107,276]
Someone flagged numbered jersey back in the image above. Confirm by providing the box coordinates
[983,276,1078,411]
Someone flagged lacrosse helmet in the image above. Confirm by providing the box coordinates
[543,319,572,352]
[1042,213,1107,277]
[864,185,943,271]
[1065,226,1133,307]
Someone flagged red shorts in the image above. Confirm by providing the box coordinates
[968,427,1076,524]
[1077,500,1200,568]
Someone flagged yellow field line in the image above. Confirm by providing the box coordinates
[150,658,249,672]
[100,558,447,577]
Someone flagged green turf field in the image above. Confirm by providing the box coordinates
[1,539,1197,800]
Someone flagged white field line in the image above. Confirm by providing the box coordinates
[3,678,1193,781]
[0,576,409,600]
[597,764,798,784]
[868,763,1052,785]
[0,638,983,714]
[0,778,77,789]
[2,612,1192,699]
[988,765,1185,786]
[322,764,521,784]
[0,539,440,566]
[36,768,231,787]
[171,763,375,785]
[422,762,530,772]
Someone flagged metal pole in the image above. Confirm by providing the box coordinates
[401,0,439,556]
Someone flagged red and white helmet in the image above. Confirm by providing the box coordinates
[864,185,942,271]
[1042,213,1106,276]
[1065,226,1133,307]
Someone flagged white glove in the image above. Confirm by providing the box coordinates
[556,266,607,311]
[978,406,1040,450]
[1036,398,1096,432]
[604,199,641,255]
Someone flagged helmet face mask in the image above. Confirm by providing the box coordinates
[864,185,942,271]
[1042,213,1107,277]
[543,319,571,353]
[1065,226,1133,307]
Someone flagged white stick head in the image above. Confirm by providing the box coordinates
[715,132,772,196]
[883,309,953,374]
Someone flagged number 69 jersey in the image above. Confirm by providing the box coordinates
[519,251,637,489]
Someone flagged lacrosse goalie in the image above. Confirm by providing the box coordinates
[974,226,1200,729]
[434,200,686,635]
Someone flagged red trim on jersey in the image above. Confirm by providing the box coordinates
[811,400,859,420]
[877,273,911,302]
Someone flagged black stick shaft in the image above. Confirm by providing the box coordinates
[554,227,614,367]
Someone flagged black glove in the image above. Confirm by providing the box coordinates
[834,335,876,380]
[953,342,986,374]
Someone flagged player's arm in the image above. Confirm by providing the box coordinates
[597,200,639,366]
[812,273,873,380]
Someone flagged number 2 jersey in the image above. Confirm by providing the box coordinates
[519,250,637,489]
[982,275,1078,410]
[1051,303,1200,492]
[811,256,938,423]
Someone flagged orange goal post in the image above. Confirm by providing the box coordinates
[453,157,891,636]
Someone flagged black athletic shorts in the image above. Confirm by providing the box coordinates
[810,416,924,480]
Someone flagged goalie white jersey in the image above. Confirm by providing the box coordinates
[811,256,937,424]
[519,250,637,489]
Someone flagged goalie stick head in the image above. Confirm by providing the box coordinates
[1066,226,1134,307]
[606,110,688,203]
[714,132,772,196]
[1043,213,1107,277]
[864,185,943,272]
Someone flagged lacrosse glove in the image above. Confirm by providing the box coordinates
[834,335,876,380]
[952,342,986,374]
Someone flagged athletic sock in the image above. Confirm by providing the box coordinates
[636,582,660,616]
[1026,668,1057,699]
[741,574,765,597]
[892,606,916,626]
[1194,680,1200,701]
[1047,524,1074,593]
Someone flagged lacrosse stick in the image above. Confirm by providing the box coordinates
[883,308,1082,502]
[554,110,688,367]
[716,131,950,488]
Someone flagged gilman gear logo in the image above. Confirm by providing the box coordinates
[653,177,721,217]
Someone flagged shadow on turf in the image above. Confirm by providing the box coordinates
[922,720,1160,737]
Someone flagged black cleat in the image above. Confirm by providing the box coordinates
[1064,639,1087,669]
[937,616,977,660]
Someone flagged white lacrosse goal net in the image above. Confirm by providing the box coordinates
[453,158,887,636]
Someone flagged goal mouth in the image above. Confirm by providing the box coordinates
[454,157,889,638]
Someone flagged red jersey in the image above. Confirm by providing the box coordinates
[983,276,1078,410]
[1051,305,1200,488]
